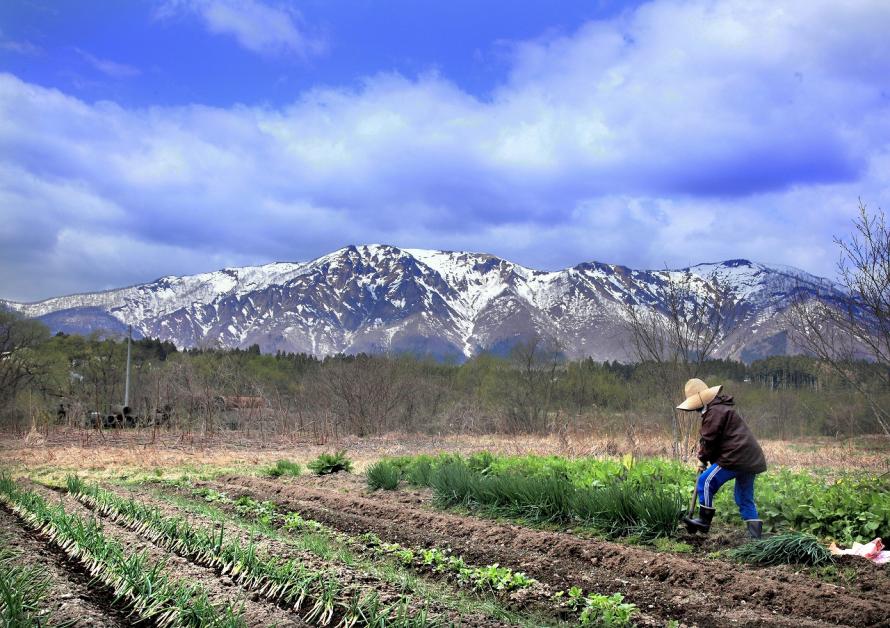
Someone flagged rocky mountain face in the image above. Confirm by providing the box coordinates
[1,245,843,362]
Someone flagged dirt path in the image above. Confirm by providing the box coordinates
[19,480,306,628]
[212,475,890,628]
[0,506,128,627]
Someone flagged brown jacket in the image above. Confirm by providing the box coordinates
[697,395,767,473]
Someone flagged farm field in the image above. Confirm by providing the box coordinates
[1,430,888,627]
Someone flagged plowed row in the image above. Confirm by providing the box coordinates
[208,474,890,628]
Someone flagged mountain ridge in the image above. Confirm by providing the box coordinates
[1,244,840,362]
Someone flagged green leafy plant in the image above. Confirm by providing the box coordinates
[283,512,325,533]
[578,592,636,627]
[308,451,354,475]
[458,563,535,593]
[467,451,496,475]
[366,461,401,491]
[553,586,636,626]
[730,532,833,566]
[396,451,890,544]
[232,496,277,526]
[264,459,302,478]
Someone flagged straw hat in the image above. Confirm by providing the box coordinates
[676,378,722,411]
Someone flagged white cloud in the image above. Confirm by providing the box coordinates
[157,0,325,58]
[1,0,889,300]
[1,39,42,55]
[75,49,141,78]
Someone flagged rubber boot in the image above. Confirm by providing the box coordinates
[745,519,763,539]
[683,505,716,534]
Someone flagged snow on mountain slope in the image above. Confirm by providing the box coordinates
[1,245,841,362]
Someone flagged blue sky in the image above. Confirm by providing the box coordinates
[1,0,889,301]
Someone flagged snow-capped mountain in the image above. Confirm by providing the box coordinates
[1,245,842,362]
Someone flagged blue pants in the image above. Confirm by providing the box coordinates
[697,464,759,520]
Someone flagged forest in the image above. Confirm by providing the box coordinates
[2,318,886,443]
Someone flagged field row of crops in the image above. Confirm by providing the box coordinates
[181,463,888,627]
[0,475,245,627]
[0,468,656,627]
[366,452,890,544]
[147,476,640,625]
[1,445,887,628]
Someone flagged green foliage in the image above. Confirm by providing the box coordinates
[369,537,537,594]
[458,563,535,593]
[717,470,890,545]
[283,512,325,533]
[402,452,889,544]
[578,593,637,627]
[652,537,693,553]
[405,456,435,487]
[554,587,637,627]
[232,496,277,526]
[366,460,401,491]
[308,450,354,475]
[467,451,496,475]
[263,459,302,478]
[429,457,682,540]
[730,532,833,566]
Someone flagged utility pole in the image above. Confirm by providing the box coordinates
[124,325,132,408]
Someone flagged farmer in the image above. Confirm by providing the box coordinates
[678,378,767,539]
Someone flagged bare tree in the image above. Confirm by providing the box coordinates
[321,354,408,436]
[0,311,49,412]
[622,269,734,457]
[788,201,890,436]
[503,335,562,433]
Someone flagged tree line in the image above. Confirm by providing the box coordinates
[0,319,886,442]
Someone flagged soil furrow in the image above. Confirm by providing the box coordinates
[0,506,129,627]
[213,475,888,628]
[21,480,306,628]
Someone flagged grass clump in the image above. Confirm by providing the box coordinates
[264,459,302,478]
[308,450,354,475]
[367,461,401,491]
[730,532,833,566]
[405,457,435,487]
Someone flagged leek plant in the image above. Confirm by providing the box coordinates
[0,476,244,628]
[730,532,833,566]
[0,542,70,627]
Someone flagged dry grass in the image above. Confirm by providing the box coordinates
[0,427,887,481]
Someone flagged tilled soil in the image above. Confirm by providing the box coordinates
[19,480,306,628]
[0,506,128,627]
[213,475,890,628]
[100,482,511,628]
